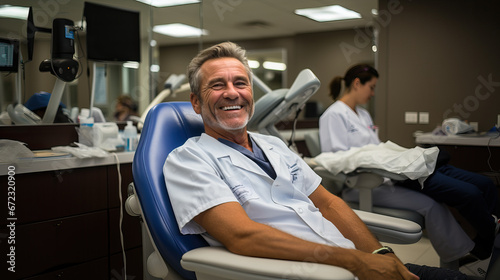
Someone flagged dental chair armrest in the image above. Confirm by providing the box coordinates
[312,165,383,196]
[344,172,384,189]
[353,210,422,244]
[182,246,355,280]
[304,157,408,186]
[355,168,408,181]
[313,166,346,194]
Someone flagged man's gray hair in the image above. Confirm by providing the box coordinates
[187,41,253,98]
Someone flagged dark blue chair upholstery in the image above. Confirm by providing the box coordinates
[132,102,208,279]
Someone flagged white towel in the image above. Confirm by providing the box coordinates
[314,141,439,187]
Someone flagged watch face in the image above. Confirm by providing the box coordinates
[374,246,394,255]
[381,247,394,254]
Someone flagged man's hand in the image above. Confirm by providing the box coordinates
[350,251,419,280]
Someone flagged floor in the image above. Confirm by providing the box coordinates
[382,234,491,279]
[382,235,440,267]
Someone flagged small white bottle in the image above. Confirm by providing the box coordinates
[123,121,138,152]
[79,116,94,146]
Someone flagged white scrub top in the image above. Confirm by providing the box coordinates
[319,101,380,153]
[164,132,356,250]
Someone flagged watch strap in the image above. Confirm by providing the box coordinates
[372,246,394,255]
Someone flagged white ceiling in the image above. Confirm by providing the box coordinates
[1,0,377,46]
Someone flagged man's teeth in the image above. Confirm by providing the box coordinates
[222,105,242,111]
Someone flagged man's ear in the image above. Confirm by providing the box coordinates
[190,93,201,114]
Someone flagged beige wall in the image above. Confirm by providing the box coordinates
[377,0,500,146]
[157,0,500,149]
[157,29,375,112]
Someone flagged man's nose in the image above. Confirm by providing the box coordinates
[223,83,239,99]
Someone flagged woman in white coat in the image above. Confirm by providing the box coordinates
[319,64,480,264]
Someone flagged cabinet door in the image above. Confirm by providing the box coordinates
[0,166,108,226]
[110,247,143,280]
[109,208,142,254]
[108,163,134,209]
[21,257,108,280]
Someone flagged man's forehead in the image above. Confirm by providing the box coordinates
[201,57,246,74]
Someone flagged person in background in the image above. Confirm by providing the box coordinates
[114,95,138,122]
[319,64,499,264]
[163,42,469,280]
[24,91,72,123]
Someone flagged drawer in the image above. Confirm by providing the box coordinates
[0,211,108,279]
[21,257,108,280]
[0,166,108,225]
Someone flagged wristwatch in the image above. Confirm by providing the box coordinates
[372,246,395,255]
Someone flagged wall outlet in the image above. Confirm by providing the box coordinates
[419,112,429,124]
[405,112,418,124]
[469,122,478,132]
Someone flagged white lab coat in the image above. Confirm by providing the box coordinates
[319,101,379,153]
[319,101,474,262]
[164,132,356,249]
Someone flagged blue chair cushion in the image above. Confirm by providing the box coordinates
[132,102,209,279]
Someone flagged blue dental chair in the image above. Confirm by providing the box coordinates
[126,102,422,280]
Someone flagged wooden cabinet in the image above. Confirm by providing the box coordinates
[0,162,142,280]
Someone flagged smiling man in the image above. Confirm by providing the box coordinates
[191,55,254,146]
[163,42,467,280]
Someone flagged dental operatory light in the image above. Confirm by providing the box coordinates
[153,23,208,38]
[0,5,29,20]
[295,5,361,22]
[136,0,200,7]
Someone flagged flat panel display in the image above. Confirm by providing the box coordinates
[84,2,141,62]
[0,38,19,72]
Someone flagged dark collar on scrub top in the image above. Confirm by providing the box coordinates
[218,136,277,180]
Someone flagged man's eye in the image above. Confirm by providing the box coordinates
[235,81,248,88]
[211,83,224,90]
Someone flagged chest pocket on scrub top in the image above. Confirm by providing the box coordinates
[225,176,259,205]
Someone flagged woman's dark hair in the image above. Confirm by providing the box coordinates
[329,64,379,100]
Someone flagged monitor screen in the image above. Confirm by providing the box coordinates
[84,2,141,62]
[0,38,19,72]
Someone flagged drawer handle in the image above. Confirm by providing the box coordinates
[55,221,63,227]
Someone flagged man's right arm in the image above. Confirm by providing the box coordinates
[193,201,418,280]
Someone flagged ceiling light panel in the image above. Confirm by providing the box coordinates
[136,0,200,8]
[153,23,208,38]
[295,5,361,22]
[0,5,29,20]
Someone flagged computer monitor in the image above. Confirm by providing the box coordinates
[0,38,19,72]
[27,6,51,63]
[83,2,141,62]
